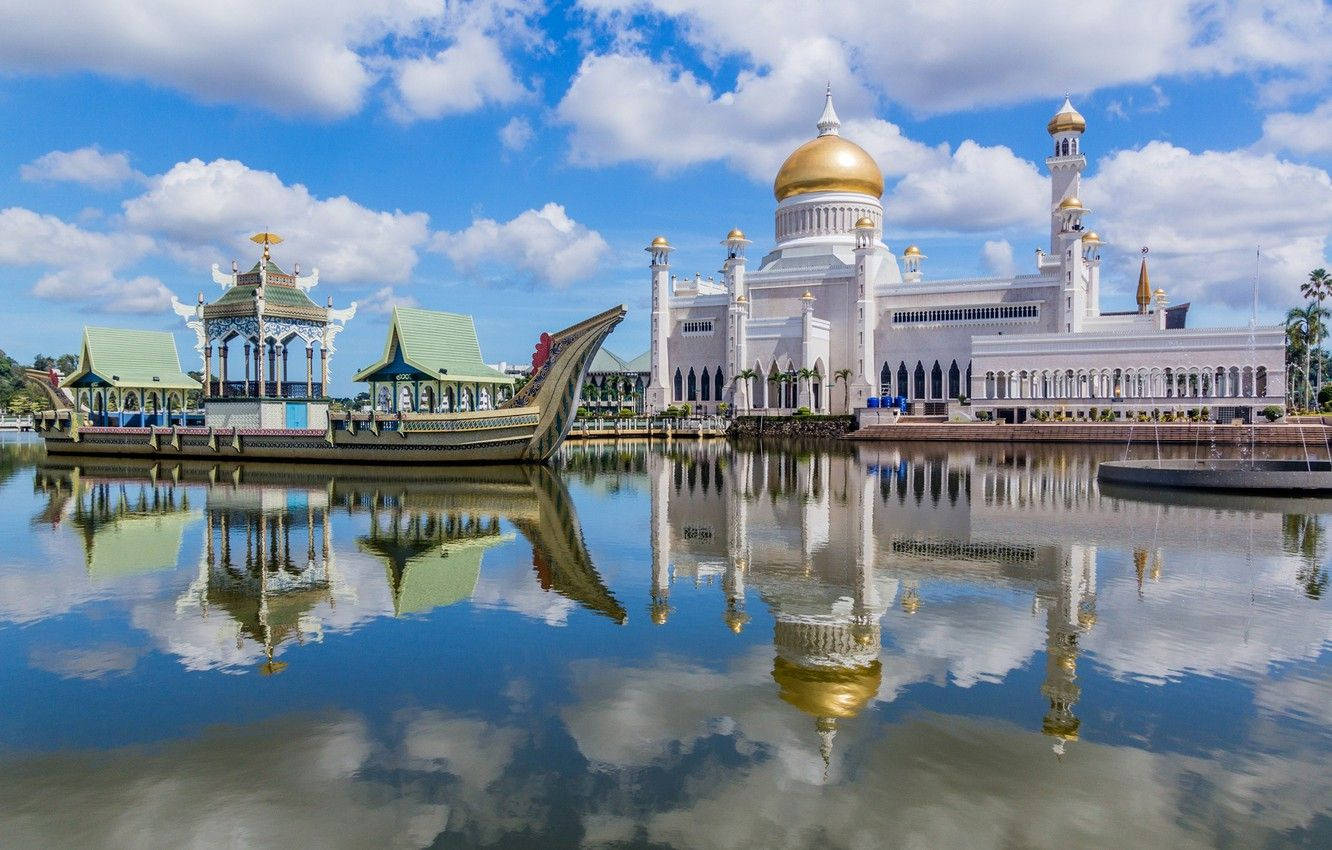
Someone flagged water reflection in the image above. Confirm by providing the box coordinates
[1,437,1329,847]
[33,458,625,673]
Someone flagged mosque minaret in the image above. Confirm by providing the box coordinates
[645,90,1286,422]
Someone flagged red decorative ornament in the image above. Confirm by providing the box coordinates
[532,332,552,372]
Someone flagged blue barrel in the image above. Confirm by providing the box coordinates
[867,397,880,408]
[898,397,909,413]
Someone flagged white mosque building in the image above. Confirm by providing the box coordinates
[645,92,1286,423]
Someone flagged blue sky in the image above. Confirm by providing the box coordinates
[1,0,1331,395]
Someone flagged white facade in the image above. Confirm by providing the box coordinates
[647,94,1286,421]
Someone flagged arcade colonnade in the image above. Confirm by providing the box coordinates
[977,364,1271,402]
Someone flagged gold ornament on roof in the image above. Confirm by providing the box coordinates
[1081,231,1101,243]
[903,245,923,257]
[801,290,814,301]
[250,232,283,263]
[726,228,746,241]
[650,235,670,248]
[1057,196,1084,210]
[854,216,875,229]
[774,136,884,201]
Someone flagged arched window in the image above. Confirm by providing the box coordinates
[966,362,973,398]
[701,367,711,401]
[897,362,908,398]
[1061,138,1070,156]
[399,385,414,412]
[1257,366,1268,397]
[687,368,697,401]
[714,369,724,400]
[949,360,961,398]
[914,362,926,399]
[931,361,943,398]
[673,368,683,401]
[420,385,435,412]
[880,362,891,394]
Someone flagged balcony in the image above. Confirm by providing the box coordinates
[212,381,325,400]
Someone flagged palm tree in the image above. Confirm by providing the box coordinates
[797,367,817,411]
[733,368,758,410]
[1304,268,1331,407]
[833,368,853,412]
[1286,304,1328,410]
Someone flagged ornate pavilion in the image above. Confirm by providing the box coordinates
[61,326,201,426]
[172,233,357,402]
[352,305,515,414]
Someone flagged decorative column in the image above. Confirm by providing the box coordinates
[305,345,313,398]
[319,347,328,396]
[244,342,252,396]
[256,341,266,398]
[645,236,673,414]
[203,344,213,398]
[219,344,229,396]
[273,344,283,398]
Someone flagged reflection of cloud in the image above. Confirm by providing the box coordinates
[0,712,449,849]
[27,643,143,679]
[885,595,1045,689]
[470,557,577,626]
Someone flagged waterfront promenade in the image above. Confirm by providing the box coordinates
[848,420,1332,446]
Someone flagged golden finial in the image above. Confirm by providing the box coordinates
[250,232,284,263]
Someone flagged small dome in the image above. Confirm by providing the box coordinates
[1155,288,1166,297]
[726,228,746,241]
[801,290,814,301]
[903,245,922,257]
[650,235,670,248]
[854,216,875,229]
[1081,231,1101,243]
[736,294,748,303]
[1057,196,1084,210]
[1047,97,1086,135]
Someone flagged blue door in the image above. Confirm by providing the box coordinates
[285,402,307,429]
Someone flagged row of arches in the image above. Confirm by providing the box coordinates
[1054,137,1080,157]
[208,334,327,399]
[371,381,510,414]
[879,360,970,401]
[776,203,878,242]
[673,367,727,404]
[77,387,190,426]
[980,366,1270,401]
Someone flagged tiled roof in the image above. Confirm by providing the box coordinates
[212,283,319,310]
[352,306,514,384]
[588,348,628,373]
[62,327,201,390]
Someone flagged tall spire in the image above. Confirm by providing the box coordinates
[1136,247,1151,313]
[817,83,840,137]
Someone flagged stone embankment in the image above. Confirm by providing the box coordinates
[848,421,1331,446]
[728,415,856,439]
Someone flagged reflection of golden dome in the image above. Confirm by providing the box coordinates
[801,290,814,301]
[726,228,746,241]
[1043,712,1080,741]
[774,135,884,201]
[1047,98,1086,135]
[1057,196,1084,210]
[723,607,750,634]
[651,603,669,625]
[736,294,748,303]
[901,593,921,615]
[772,657,881,719]
[854,216,875,229]
[1078,609,1097,628]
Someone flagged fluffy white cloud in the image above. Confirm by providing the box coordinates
[1083,142,1332,307]
[556,51,1047,232]
[0,0,544,119]
[982,239,1017,277]
[0,206,172,313]
[19,146,141,188]
[122,158,431,284]
[575,0,1332,114]
[391,30,530,121]
[499,116,535,151]
[432,202,609,287]
[361,285,420,315]
[1259,99,1332,155]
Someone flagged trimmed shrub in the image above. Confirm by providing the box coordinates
[576,406,589,418]
[795,406,812,416]
[1262,405,1284,422]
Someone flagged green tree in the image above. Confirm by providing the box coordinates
[833,368,853,412]
[732,368,758,408]
[1287,303,1328,410]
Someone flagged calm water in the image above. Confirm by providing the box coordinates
[1,433,1330,848]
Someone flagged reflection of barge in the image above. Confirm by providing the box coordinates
[36,305,625,464]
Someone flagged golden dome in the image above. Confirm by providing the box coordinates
[1155,287,1166,296]
[772,657,881,719]
[1047,97,1086,135]
[774,134,884,201]
[736,294,748,303]
[1077,609,1097,628]
[903,245,922,257]
[1057,196,1084,210]
[726,228,746,241]
[854,216,875,229]
[1081,231,1100,243]
[801,290,814,301]
[650,235,670,248]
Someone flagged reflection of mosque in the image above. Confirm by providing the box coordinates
[35,459,626,672]
[638,442,1108,763]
